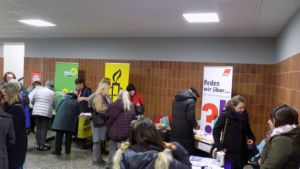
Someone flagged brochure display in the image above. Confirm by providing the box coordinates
[200,66,233,134]
[196,66,233,153]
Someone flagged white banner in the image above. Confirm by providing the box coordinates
[200,66,233,134]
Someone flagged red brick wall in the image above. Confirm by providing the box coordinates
[272,54,300,123]
[18,57,274,141]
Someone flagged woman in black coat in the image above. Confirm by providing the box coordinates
[213,95,255,169]
[1,83,27,169]
[0,106,15,169]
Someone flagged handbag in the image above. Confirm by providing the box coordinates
[212,118,228,158]
[91,112,106,127]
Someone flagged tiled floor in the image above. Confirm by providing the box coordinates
[24,132,107,169]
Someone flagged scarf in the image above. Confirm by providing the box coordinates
[270,124,297,137]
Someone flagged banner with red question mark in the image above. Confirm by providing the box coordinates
[200,66,233,134]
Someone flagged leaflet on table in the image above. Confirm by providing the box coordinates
[190,156,223,169]
[194,129,214,144]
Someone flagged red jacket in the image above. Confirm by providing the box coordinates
[130,92,144,106]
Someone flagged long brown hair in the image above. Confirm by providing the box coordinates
[270,104,298,127]
[225,95,246,111]
[130,118,165,151]
[3,72,16,82]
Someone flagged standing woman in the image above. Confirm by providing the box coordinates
[0,92,15,169]
[105,90,136,169]
[1,83,27,169]
[88,78,111,166]
[213,95,255,169]
[260,104,300,169]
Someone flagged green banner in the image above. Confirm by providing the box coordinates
[54,62,78,105]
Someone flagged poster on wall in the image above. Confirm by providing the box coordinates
[105,63,130,101]
[54,62,78,104]
[200,66,233,134]
[31,72,42,84]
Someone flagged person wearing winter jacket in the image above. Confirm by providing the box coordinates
[170,87,200,155]
[105,90,136,169]
[213,95,255,169]
[52,93,80,155]
[9,80,31,134]
[113,118,191,169]
[0,104,15,169]
[1,83,27,169]
[260,104,300,169]
[31,80,55,151]
[88,78,111,166]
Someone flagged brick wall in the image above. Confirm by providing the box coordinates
[19,57,275,141]
[272,54,300,123]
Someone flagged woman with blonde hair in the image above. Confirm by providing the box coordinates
[88,77,111,166]
[1,83,27,169]
[213,95,255,169]
[105,90,136,169]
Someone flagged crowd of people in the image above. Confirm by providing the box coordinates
[0,71,299,169]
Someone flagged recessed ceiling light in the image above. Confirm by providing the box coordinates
[18,19,56,27]
[183,13,219,23]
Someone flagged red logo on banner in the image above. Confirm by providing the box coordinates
[223,69,231,76]
[31,72,42,84]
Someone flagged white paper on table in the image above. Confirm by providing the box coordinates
[79,112,92,117]
[190,157,223,169]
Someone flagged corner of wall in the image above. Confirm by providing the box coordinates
[275,9,300,63]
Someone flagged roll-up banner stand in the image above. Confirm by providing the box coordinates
[105,63,130,102]
[197,66,233,153]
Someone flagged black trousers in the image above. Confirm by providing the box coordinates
[35,116,50,147]
[55,131,72,154]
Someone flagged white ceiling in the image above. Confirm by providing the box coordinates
[0,0,299,38]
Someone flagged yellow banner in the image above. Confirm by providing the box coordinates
[105,63,130,101]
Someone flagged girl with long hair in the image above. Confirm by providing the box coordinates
[113,118,192,169]
[213,95,255,169]
[260,104,300,169]
[88,78,111,166]
[1,83,27,169]
[105,90,136,169]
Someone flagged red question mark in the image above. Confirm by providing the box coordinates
[202,103,218,123]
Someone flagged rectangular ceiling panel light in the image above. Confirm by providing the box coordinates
[183,13,219,23]
[18,19,56,27]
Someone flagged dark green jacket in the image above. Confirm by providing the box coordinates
[52,95,80,133]
[260,127,300,169]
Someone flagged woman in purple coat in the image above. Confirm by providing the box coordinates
[105,90,136,169]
